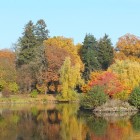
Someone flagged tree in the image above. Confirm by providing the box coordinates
[44,44,75,93]
[98,34,114,70]
[43,37,84,93]
[58,57,83,101]
[80,34,100,81]
[16,20,49,93]
[116,33,140,58]
[43,36,83,70]
[17,20,37,66]
[17,64,34,93]
[29,45,47,83]
[81,71,125,97]
[109,59,140,92]
[16,19,49,66]
[35,19,49,45]
[0,50,16,82]
[0,50,18,94]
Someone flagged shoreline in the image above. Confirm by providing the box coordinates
[0,95,139,114]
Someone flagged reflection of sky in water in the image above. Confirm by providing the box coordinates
[0,104,139,140]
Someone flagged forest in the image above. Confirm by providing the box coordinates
[0,19,140,109]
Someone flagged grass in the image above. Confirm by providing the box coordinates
[0,94,57,104]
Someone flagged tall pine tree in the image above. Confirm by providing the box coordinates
[16,20,49,92]
[17,21,37,66]
[80,34,100,81]
[17,19,49,66]
[35,19,49,45]
[97,34,114,70]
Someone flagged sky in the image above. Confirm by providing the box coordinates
[0,0,140,49]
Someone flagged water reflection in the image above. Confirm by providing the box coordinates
[131,113,140,133]
[0,104,140,140]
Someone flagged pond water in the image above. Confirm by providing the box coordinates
[0,104,140,140]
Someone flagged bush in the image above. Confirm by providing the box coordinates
[80,86,108,109]
[129,87,140,108]
[8,82,19,93]
[0,80,6,92]
[30,90,38,98]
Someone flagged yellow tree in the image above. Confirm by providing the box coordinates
[109,59,140,92]
[58,57,83,101]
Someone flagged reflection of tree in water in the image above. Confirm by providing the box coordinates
[131,113,140,132]
[0,105,138,140]
[47,109,61,124]
[0,108,62,140]
[58,104,84,140]
[87,116,107,136]
[0,104,87,140]
[79,111,107,137]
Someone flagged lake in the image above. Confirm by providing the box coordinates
[0,103,140,140]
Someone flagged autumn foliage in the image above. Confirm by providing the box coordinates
[44,36,84,70]
[0,50,18,94]
[1,19,140,104]
[43,37,84,92]
[117,33,140,57]
[82,71,124,97]
[109,59,140,92]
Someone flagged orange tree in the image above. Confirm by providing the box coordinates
[43,37,84,93]
[81,71,125,98]
[114,33,140,62]
[0,50,18,94]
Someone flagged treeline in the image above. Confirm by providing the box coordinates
[0,19,140,102]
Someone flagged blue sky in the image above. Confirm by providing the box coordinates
[0,0,140,49]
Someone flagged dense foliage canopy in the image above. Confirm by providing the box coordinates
[0,19,140,104]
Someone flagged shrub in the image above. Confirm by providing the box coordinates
[8,82,19,93]
[80,86,108,109]
[0,80,6,92]
[30,90,38,98]
[129,87,140,108]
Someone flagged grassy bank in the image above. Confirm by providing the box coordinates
[0,94,57,104]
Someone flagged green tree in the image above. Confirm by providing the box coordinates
[80,86,108,109]
[35,19,49,45]
[16,20,49,93]
[17,19,49,66]
[30,45,48,86]
[98,34,114,70]
[80,34,100,81]
[17,20,37,66]
[129,87,140,108]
